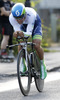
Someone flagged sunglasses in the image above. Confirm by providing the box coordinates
[14,14,26,20]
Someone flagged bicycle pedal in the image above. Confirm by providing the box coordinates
[36,72,40,76]
[20,71,28,76]
[34,71,40,79]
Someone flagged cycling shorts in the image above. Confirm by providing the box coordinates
[2,23,13,35]
[32,14,42,40]
[20,14,42,41]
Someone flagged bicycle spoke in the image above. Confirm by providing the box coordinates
[17,49,31,96]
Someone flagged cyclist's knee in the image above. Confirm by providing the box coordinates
[1,35,10,49]
[34,44,40,50]
[32,39,41,50]
[3,35,9,41]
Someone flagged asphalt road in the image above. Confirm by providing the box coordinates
[0,72,60,100]
[0,52,60,76]
[0,51,60,100]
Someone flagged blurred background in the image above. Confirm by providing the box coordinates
[0,0,60,55]
[0,1,60,97]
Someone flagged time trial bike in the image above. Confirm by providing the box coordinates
[7,36,44,96]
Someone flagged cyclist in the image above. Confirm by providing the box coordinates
[9,3,47,79]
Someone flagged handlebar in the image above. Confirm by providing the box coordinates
[6,36,36,48]
[16,36,30,41]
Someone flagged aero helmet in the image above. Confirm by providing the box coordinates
[11,3,26,19]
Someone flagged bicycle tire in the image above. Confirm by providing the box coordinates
[34,76,44,92]
[33,52,44,92]
[17,49,31,96]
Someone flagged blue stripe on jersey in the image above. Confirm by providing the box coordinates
[32,14,42,37]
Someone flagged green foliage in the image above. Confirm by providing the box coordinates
[41,20,51,47]
[56,18,60,42]
[12,0,40,7]
[12,37,18,56]
[57,25,60,32]
[31,0,40,7]
[44,48,50,52]
[57,25,60,42]
[12,0,25,3]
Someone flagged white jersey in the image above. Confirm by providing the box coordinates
[9,7,37,36]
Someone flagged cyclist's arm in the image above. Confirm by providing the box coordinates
[0,0,11,16]
[13,24,33,38]
[9,14,21,31]
[9,14,24,38]
[9,13,34,37]
[23,13,35,36]
[0,7,11,16]
[23,24,34,36]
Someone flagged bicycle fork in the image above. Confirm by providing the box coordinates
[23,45,28,70]
[30,52,40,78]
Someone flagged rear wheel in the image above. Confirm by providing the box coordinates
[34,76,44,92]
[33,51,44,92]
[17,49,31,96]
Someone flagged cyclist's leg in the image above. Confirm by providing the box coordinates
[8,24,14,58]
[1,23,10,49]
[1,35,9,56]
[32,39,43,60]
[1,35,9,49]
[32,14,47,79]
[0,23,3,44]
[32,38,47,80]
[0,23,11,56]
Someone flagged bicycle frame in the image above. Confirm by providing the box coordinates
[6,36,44,96]
[22,43,28,70]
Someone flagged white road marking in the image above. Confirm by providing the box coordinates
[45,72,60,82]
[0,72,60,92]
[0,79,19,92]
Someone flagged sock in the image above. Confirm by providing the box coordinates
[40,60,43,65]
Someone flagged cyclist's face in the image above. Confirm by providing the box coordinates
[16,17,25,24]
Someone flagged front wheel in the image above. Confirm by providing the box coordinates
[17,49,31,96]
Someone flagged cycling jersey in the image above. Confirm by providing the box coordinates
[9,7,42,40]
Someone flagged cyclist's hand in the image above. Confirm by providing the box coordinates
[13,31,24,38]
[18,31,24,37]
[13,31,18,38]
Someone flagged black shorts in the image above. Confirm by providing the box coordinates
[2,23,13,35]
[0,23,2,33]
